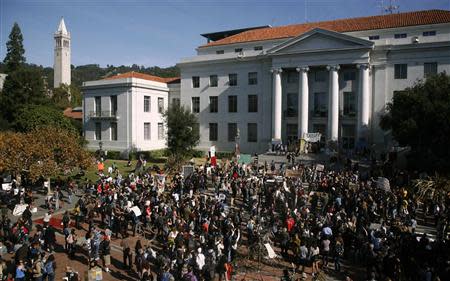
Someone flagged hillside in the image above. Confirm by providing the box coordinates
[0,63,180,88]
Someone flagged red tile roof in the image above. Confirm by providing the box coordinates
[63,107,82,120]
[201,9,450,48]
[104,71,180,84]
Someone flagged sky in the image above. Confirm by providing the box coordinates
[1,0,449,68]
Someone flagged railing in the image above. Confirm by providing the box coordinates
[89,111,119,119]
[340,110,357,118]
[311,110,328,118]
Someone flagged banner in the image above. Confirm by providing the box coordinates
[303,133,321,143]
[286,169,303,177]
[182,165,194,178]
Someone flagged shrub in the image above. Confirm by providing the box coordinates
[106,150,122,160]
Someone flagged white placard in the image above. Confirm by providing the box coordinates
[377,177,390,192]
[13,204,28,216]
[131,206,142,217]
[303,133,322,142]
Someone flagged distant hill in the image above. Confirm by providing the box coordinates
[0,63,180,88]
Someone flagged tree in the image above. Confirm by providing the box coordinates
[14,105,76,133]
[3,22,25,73]
[0,127,92,187]
[380,73,450,173]
[163,105,200,160]
[0,67,47,123]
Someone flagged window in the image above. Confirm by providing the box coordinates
[95,122,101,140]
[369,35,380,40]
[192,97,200,113]
[158,97,164,113]
[192,76,200,88]
[343,92,357,117]
[254,46,263,51]
[158,123,164,140]
[95,96,101,115]
[110,96,117,116]
[228,95,237,113]
[209,96,218,113]
[228,123,237,142]
[314,71,326,82]
[248,95,258,113]
[343,71,356,81]
[216,50,224,54]
[314,92,328,117]
[144,123,151,140]
[341,124,356,150]
[286,93,298,117]
[248,72,258,85]
[209,123,218,141]
[423,31,436,36]
[111,122,117,141]
[424,62,438,77]
[247,123,257,142]
[144,96,151,112]
[172,98,180,107]
[394,33,407,39]
[394,64,407,79]
[234,48,243,53]
[287,72,299,83]
[209,75,218,87]
[228,73,237,86]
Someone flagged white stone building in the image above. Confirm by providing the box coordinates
[82,72,180,152]
[54,18,71,87]
[178,9,450,154]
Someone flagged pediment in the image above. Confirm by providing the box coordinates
[267,28,374,55]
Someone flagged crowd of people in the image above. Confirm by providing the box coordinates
[0,152,449,281]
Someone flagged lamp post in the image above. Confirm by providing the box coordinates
[235,128,241,160]
[98,141,104,160]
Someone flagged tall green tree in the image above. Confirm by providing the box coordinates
[380,73,450,173]
[3,22,25,73]
[163,105,200,160]
[0,67,47,123]
[14,105,76,133]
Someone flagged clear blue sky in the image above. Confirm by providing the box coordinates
[1,0,449,68]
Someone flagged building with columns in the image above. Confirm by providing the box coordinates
[178,9,450,154]
[54,17,71,87]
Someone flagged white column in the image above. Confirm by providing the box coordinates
[271,68,283,141]
[357,63,370,141]
[296,66,309,139]
[327,65,340,141]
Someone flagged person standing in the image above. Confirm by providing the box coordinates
[32,257,43,281]
[120,237,132,270]
[66,229,77,258]
[100,236,111,273]
[322,237,331,268]
[44,254,56,281]
[334,237,344,272]
[14,260,26,281]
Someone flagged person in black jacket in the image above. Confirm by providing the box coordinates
[100,236,111,273]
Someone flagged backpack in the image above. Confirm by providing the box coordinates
[44,261,54,275]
